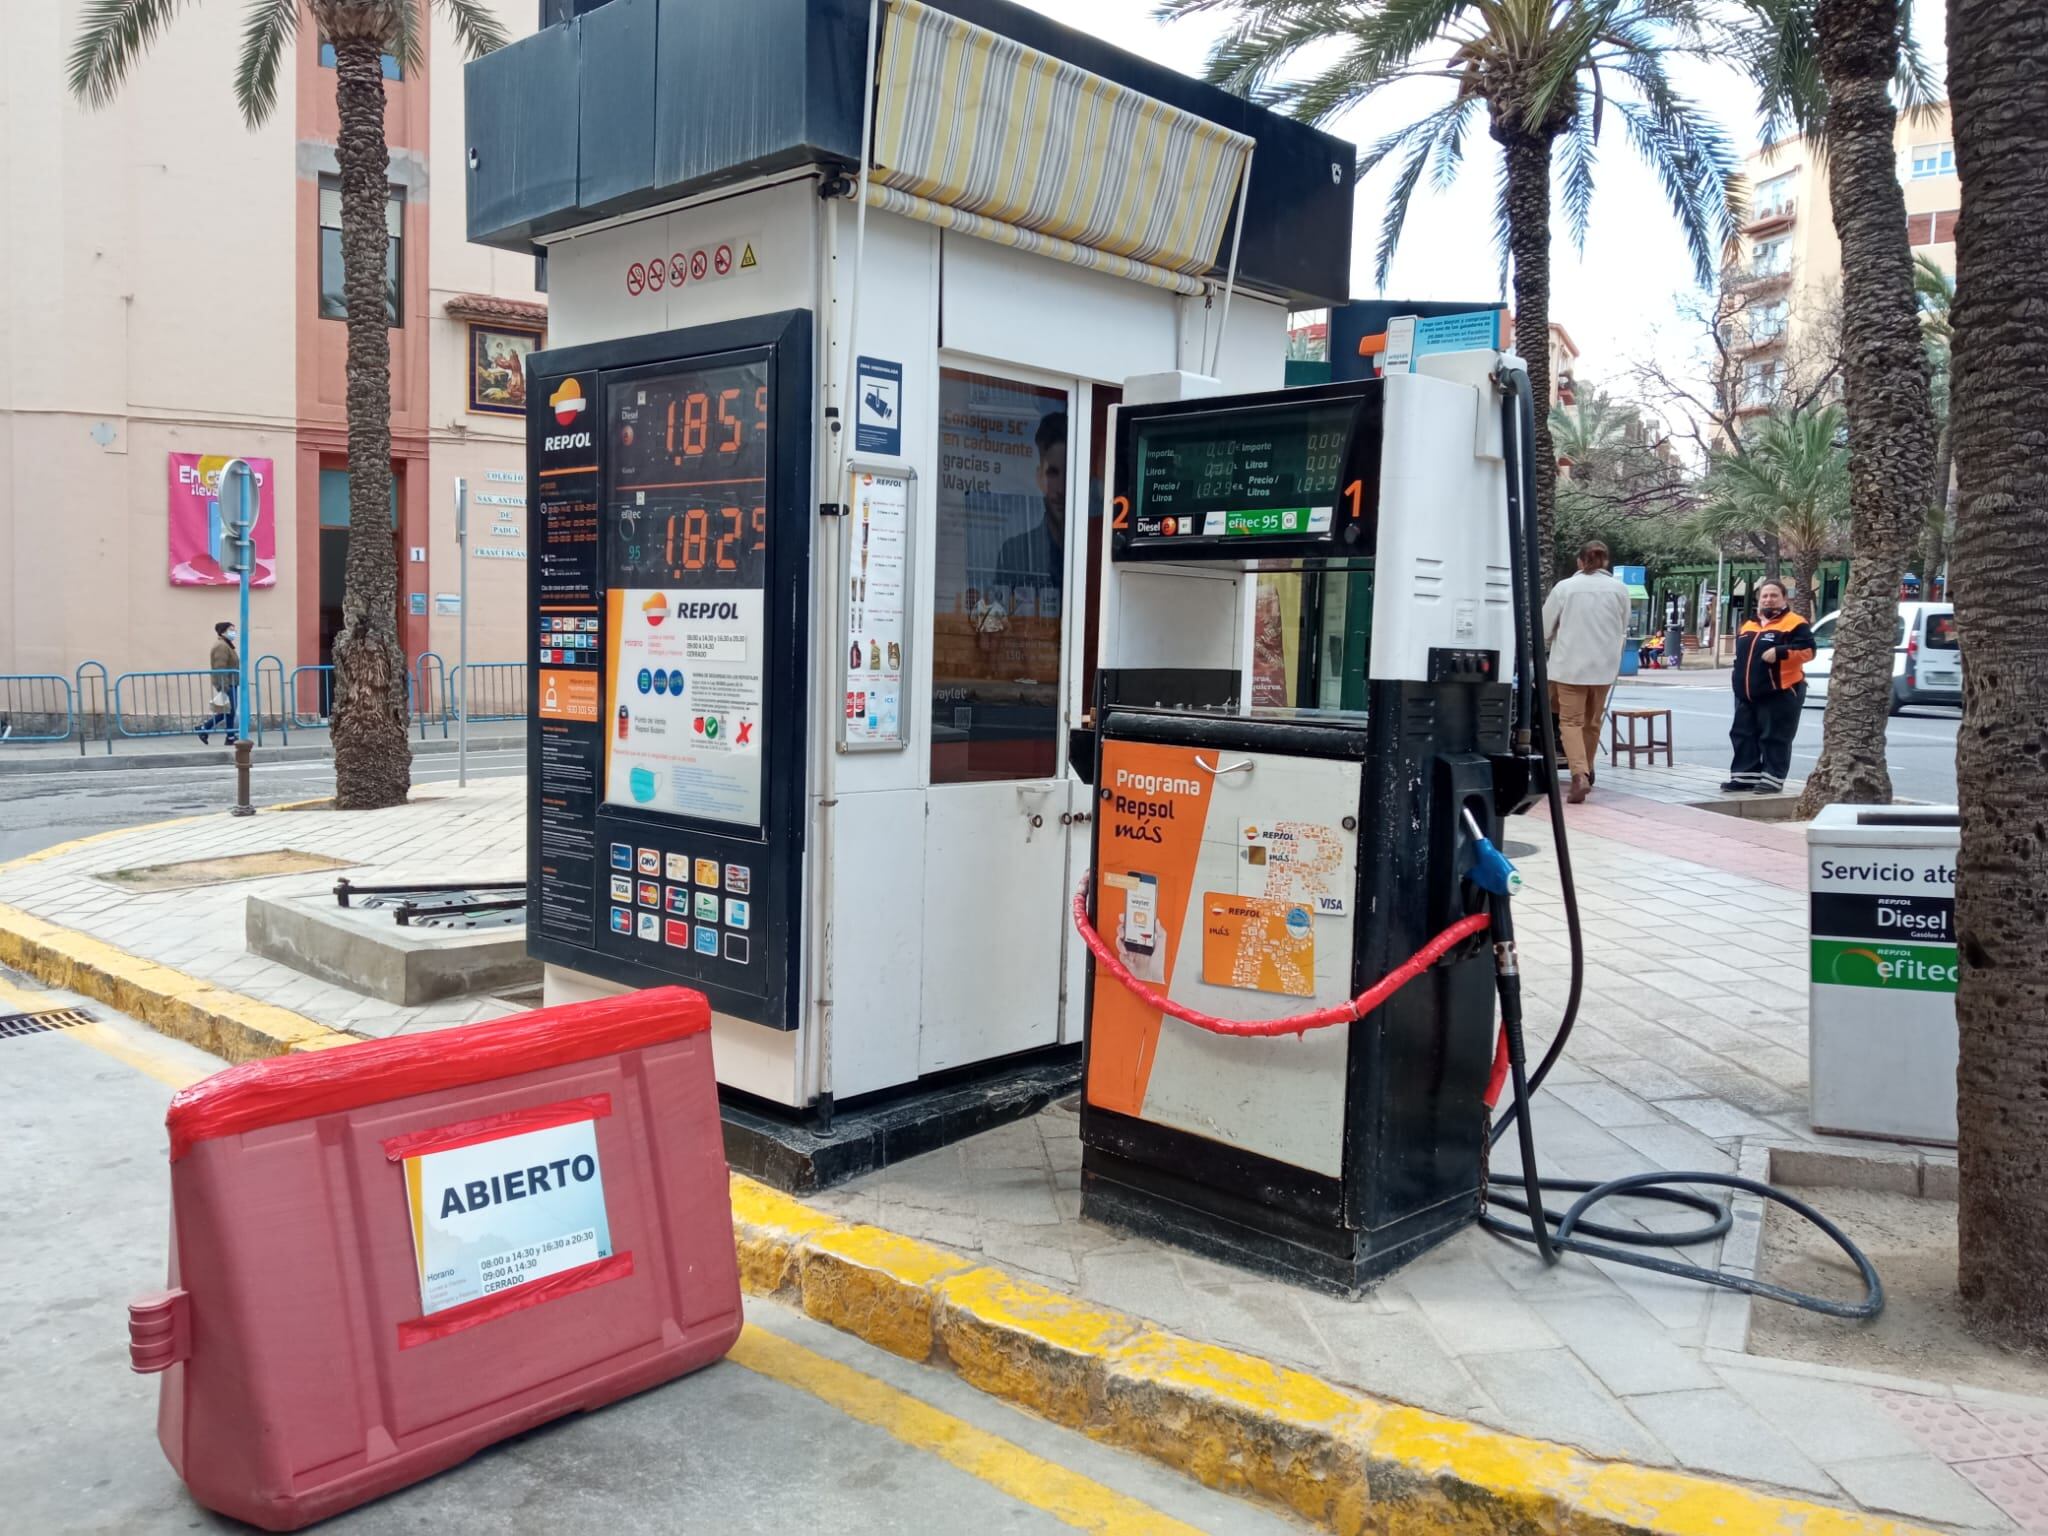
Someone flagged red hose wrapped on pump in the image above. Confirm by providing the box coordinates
[1072,876,1490,1039]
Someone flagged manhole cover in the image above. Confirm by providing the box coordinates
[0,1006,94,1040]
[1503,840,1540,859]
[98,849,356,893]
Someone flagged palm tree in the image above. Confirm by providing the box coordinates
[1913,254,1955,586]
[69,0,507,809]
[1691,406,1849,619]
[1947,0,2048,1353]
[1161,0,1743,592]
[1738,0,1938,814]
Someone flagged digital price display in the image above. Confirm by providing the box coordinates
[602,352,774,832]
[1112,385,1381,561]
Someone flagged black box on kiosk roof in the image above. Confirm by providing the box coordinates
[1080,687,1506,1296]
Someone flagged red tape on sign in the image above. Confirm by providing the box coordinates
[395,1252,636,1350]
[165,988,709,1161]
[380,1093,615,1163]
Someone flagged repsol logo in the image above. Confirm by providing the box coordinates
[543,431,594,452]
[1113,768,1202,797]
[438,1154,596,1217]
[675,601,740,620]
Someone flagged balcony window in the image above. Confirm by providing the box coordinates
[1752,237,1790,276]
[318,177,403,325]
[1911,142,1955,179]
[1751,300,1789,343]
[1741,360,1780,408]
[1754,173,1795,218]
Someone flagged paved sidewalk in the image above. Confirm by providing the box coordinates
[0,782,530,1039]
[1,774,2037,1531]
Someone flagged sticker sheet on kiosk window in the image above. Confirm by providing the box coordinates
[402,1115,614,1316]
[605,587,765,825]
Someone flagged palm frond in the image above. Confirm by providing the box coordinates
[435,0,511,59]
[1557,105,1598,251]
[68,0,194,108]
[391,0,426,78]
[1371,99,1463,290]
[1429,93,1479,190]
[231,0,297,127]
[1610,58,1744,286]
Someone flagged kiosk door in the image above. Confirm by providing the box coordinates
[921,367,1076,1071]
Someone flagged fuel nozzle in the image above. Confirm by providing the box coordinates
[1461,807,1523,897]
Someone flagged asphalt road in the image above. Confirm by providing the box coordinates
[0,747,528,863]
[1,970,1295,1536]
[1610,678,1961,804]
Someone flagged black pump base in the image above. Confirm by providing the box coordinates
[1081,1148,1477,1300]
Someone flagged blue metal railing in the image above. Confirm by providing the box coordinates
[5,656,524,754]
[0,674,76,744]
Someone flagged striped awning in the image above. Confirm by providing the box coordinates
[867,0,1254,297]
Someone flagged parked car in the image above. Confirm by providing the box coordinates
[1804,601,1961,713]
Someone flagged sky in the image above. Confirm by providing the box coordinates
[1008,0,1947,393]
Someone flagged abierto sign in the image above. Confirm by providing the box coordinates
[399,1106,615,1317]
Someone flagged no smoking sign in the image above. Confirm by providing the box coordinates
[621,235,760,300]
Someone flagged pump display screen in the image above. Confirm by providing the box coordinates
[1113,386,1380,560]
[601,352,772,831]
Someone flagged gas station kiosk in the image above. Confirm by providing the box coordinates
[470,0,1356,1159]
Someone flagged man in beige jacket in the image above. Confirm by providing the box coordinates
[1542,542,1632,802]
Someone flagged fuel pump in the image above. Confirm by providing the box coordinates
[1077,353,1886,1316]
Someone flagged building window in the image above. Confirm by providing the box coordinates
[1741,359,1780,408]
[1910,142,1955,179]
[317,40,403,78]
[1754,172,1795,217]
[1751,299,1789,343]
[318,177,403,325]
[1752,235,1790,275]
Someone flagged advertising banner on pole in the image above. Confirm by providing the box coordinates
[167,452,278,587]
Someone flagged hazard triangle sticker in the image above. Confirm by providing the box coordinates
[739,244,758,269]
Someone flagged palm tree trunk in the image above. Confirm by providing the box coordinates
[1797,0,1937,815]
[328,33,413,809]
[1925,420,1953,583]
[1499,130,1560,594]
[1948,0,2048,1352]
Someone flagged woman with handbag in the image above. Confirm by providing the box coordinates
[197,621,240,745]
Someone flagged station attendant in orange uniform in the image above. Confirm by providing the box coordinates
[1723,578,1816,794]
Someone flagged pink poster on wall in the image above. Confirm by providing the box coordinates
[167,452,278,587]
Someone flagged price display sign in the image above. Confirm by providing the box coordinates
[1111,382,1382,562]
[603,351,772,831]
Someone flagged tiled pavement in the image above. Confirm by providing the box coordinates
[3,770,2042,1530]
[0,782,530,1039]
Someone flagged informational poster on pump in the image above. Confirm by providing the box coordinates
[842,467,912,749]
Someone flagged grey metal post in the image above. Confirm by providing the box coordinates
[455,476,470,787]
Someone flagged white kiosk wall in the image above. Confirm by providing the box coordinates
[539,169,1288,1109]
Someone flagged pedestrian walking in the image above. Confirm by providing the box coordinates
[1542,541,1632,803]
[1722,578,1814,794]
[197,620,240,745]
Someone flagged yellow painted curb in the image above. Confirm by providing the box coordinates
[0,900,354,1061]
[729,1174,1938,1536]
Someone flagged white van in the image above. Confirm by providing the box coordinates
[1804,602,1961,714]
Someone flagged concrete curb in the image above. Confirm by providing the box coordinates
[0,802,358,1059]
[729,1177,1938,1536]
[0,732,523,777]
[0,899,355,1060]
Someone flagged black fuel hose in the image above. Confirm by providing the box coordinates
[1483,361,1883,1321]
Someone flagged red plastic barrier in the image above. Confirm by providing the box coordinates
[134,986,740,1531]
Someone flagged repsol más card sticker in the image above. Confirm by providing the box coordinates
[403,1119,614,1315]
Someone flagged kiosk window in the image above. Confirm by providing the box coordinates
[602,355,772,830]
[932,369,1070,784]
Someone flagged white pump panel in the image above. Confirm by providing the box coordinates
[1367,371,1516,682]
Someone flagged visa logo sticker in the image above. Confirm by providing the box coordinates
[1313,893,1350,916]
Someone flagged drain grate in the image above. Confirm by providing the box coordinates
[0,1006,95,1040]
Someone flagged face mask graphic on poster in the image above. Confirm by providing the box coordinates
[606,587,766,826]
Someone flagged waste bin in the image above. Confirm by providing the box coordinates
[1806,805,1959,1144]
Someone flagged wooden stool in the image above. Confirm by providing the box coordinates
[1609,707,1674,767]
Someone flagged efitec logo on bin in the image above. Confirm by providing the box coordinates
[1811,939,1959,993]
